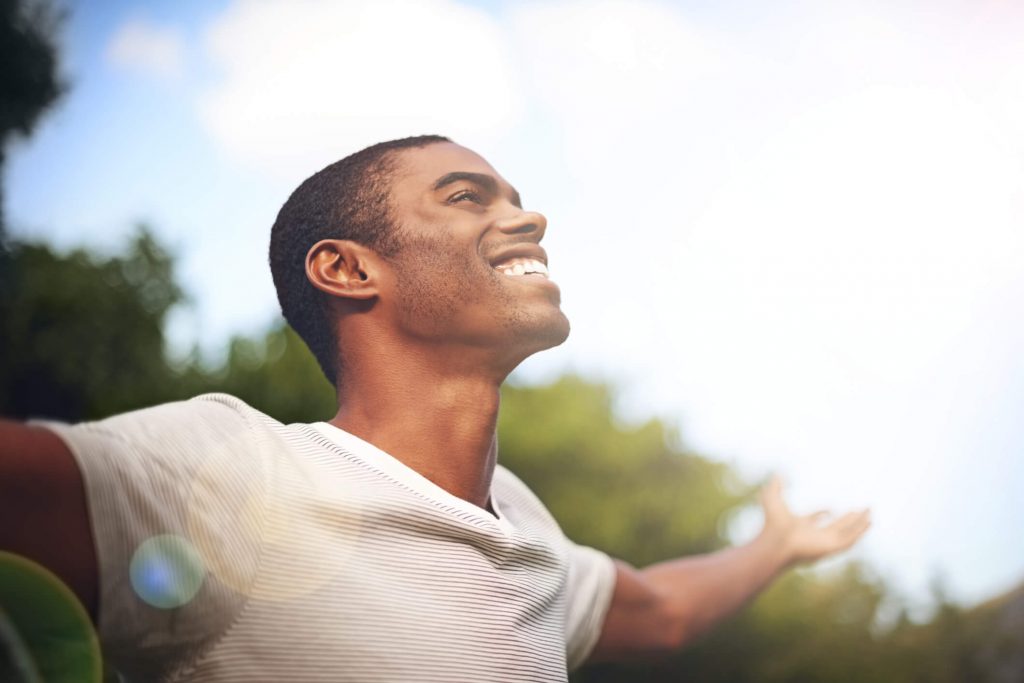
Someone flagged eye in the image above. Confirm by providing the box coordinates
[447,188,484,204]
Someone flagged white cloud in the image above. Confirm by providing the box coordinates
[662,83,1024,467]
[508,0,737,176]
[106,19,185,81]
[512,0,723,117]
[199,0,525,183]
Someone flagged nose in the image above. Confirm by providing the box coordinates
[494,209,547,240]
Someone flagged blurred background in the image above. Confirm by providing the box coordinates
[1,0,1022,680]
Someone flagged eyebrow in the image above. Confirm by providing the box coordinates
[432,171,522,208]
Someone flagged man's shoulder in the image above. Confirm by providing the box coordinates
[38,394,324,516]
[37,393,302,468]
[73,393,278,437]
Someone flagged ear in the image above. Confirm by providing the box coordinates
[305,239,380,301]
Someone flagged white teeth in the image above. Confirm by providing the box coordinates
[495,257,549,278]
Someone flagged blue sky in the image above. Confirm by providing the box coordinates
[7,0,1024,611]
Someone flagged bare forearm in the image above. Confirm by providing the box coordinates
[642,531,791,646]
[589,478,871,663]
[0,419,98,620]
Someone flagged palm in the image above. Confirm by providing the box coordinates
[760,476,871,565]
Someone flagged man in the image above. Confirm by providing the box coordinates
[0,135,870,681]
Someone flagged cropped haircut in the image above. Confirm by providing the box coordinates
[269,134,451,386]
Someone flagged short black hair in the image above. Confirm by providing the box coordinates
[269,134,451,385]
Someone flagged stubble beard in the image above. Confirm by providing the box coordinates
[390,233,569,358]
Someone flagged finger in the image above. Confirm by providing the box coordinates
[831,511,872,545]
[826,509,868,528]
[847,510,872,538]
[804,510,832,525]
[838,518,872,551]
[835,509,868,532]
[821,511,865,537]
[760,474,784,509]
[812,523,870,556]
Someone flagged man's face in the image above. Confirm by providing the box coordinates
[379,142,569,367]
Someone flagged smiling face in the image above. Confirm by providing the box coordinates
[379,142,569,371]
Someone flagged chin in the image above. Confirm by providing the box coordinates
[516,310,571,356]
[546,313,571,347]
[493,322,569,378]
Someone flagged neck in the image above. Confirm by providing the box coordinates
[330,354,504,510]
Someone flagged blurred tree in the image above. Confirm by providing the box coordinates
[0,228,336,423]
[184,323,336,424]
[0,0,65,235]
[963,583,1024,683]
[879,579,1023,683]
[0,228,184,420]
[664,563,897,683]
[499,376,749,565]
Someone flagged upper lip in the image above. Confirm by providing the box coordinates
[487,244,549,269]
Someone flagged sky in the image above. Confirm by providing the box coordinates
[6,0,1024,611]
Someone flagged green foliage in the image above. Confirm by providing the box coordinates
[0,0,66,235]
[0,229,336,424]
[185,324,337,424]
[0,228,185,420]
[499,376,748,566]
[706,565,893,682]
[880,582,1024,683]
[0,0,64,145]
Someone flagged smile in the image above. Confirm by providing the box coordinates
[492,257,549,278]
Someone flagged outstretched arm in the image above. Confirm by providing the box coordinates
[0,419,98,621]
[587,477,871,662]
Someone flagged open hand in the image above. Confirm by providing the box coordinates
[760,475,871,566]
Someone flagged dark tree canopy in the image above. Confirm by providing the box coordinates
[0,228,184,421]
[0,0,65,235]
[0,0,63,146]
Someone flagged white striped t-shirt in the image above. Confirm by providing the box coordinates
[44,393,617,682]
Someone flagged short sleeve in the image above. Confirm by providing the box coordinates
[564,541,617,670]
[490,465,619,672]
[36,395,269,681]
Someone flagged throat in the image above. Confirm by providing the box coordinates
[332,374,502,508]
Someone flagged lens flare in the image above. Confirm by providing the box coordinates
[0,552,101,683]
[187,439,366,602]
[0,607,43,683]
[129,535,205,609]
